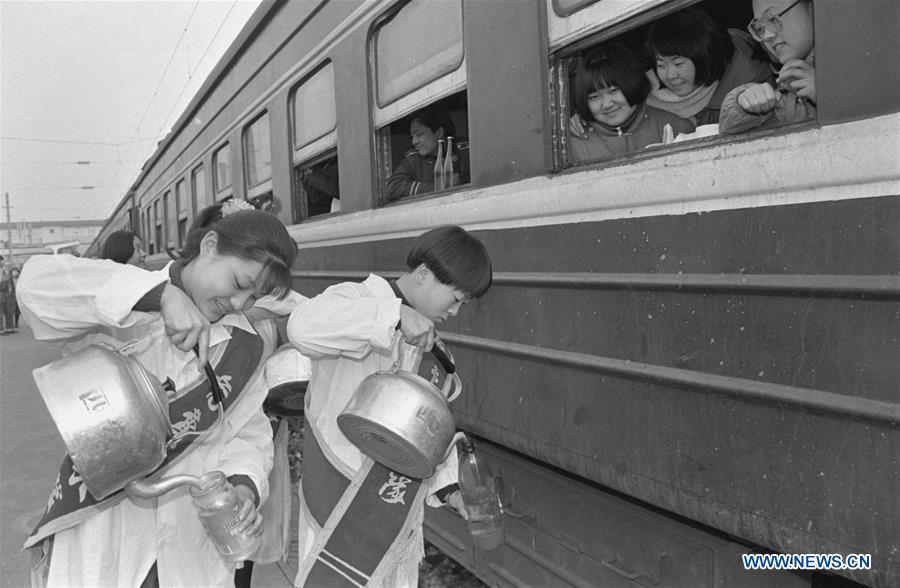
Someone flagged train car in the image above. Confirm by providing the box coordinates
[98,0,899,586]
[84,191,136,259]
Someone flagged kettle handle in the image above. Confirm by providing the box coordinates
[441,372,462,403]
[441,431,468,462]
[430,337,456,374]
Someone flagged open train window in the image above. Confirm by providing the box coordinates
[290,62,339,222]
[163,190,176,250]
[551,0,899,170]
[376,91,469,204]
[213,143,232,199]
[243,112,272,205]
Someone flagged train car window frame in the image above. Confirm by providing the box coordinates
[191,164,207,212]
[213,142,232,198]
[370,0,467,127]
[548,0,822,172]
[163,190,175,250]
[243,111,273,199]
[153,200,162,256]
[175,178,188,248]
[291,61,338,163]
[547,0,678,53]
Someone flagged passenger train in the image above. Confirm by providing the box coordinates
[86,1,899,586]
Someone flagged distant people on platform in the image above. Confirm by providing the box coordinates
[1,266,18,334]
[720,0,816,133]
[299,157,340,216]
[101,230,147,267]
[568,43,694,163]
[385,107,470,202]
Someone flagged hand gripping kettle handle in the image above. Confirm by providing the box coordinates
[430,336,455,373]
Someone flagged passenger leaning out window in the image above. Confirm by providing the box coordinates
[568,43,695,164]
[720,0,816,134]
[644,6,772,127]
[385,108,470,202]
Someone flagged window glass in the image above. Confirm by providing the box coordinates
[176,180,187,217]
[244,113,272,188]
[293,63,337,149]
[192,164,206,210]
[553,0,601,17]
[153,201,162,254]
[213,143,231,193]
[375,0,464,105]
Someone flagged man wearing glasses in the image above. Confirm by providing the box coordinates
[720,0,816,134]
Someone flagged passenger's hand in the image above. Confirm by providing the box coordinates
[398,305,435,350]
[737,83,779,115]
[446,490,468,520]
[777,59,816,103]
[233,483,264,537]
[568,113,590,139]
[160,284,211,365]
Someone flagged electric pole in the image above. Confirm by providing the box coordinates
[3,192,12,265]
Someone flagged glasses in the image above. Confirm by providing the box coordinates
[747,0,802,41]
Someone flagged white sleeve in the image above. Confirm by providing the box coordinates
[16,255,169,340]
[285,281,401,359]
[217,407,275,504]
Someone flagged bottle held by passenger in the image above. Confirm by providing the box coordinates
[443,136,455,188]
[190,471,260,563]
[433,139,445,191]
[457,435,505,551]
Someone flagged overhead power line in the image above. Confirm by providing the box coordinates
[0,136,157,146]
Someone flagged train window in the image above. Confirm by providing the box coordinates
[293,152,340,222]
[153,200,162,256]
[213,143,232,197]
[291,62,337,154]
[553,0,601,18]
[175,179,188,248]
[373,0,465,108]
[548,0,824,170]
[163,190,175,250]
[290,62,340,221]
[376,91,469,204]
[192,164,207,211]
[243,112,272,198]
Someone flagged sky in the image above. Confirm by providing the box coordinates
[1,0,264,224]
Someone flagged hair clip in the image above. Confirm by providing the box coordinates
[221,198,255,217]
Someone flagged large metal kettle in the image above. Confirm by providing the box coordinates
[32,344,210,500]
[338,337,466,479]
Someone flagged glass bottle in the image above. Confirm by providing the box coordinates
[443,136,455,188]
[457,435,505,551]
[433,139,445,192]
[190,471,260,563]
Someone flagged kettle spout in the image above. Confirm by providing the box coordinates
[125,474,204,499]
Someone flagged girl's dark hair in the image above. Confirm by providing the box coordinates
[645,7,735,87]
[181,202,298,299]
[410,106,456,138]
[406,225,492,298]
[101,230,137,264]
[574,43,650,122]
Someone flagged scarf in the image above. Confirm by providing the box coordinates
[646,72,719,121]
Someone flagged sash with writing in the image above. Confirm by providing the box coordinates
[23,326,264,549]
[297,420,428,587]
